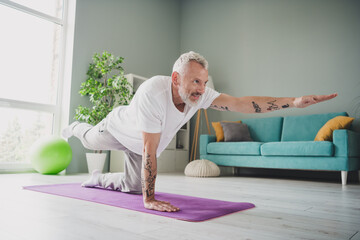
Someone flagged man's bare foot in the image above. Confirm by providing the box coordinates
[81,170,101,188]
[62,121,80,138]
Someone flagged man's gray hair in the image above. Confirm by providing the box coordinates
[172,51,208,74]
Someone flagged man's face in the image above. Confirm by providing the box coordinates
[177,61,208,107]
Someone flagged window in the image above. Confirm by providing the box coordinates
[0,0,73,171]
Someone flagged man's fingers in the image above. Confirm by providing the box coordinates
[160,202,180,212]
[295,93,337,108]
[325,93,338,100]
[316,93,338,102]
[156,205,179,212]
[147,200,180,212]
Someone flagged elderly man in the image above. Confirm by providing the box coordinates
[62,51,337,212]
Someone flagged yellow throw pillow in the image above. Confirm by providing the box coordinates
[314,116,354,141]
[212,120,241,142]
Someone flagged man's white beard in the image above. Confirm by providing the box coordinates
[178,85,202,107]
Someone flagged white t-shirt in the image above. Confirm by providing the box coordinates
[107,75,221,157]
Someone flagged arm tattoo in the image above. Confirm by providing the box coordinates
[210,104,229,111]
[282,104,289,108]
[141,153,157,198]
[252,101,262,113]
[266,100,280,111]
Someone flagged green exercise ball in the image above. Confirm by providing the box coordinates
[30,136,72,174]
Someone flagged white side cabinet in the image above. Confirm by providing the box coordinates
[109,74,190,173]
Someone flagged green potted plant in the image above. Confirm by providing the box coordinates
[75,51,133,173]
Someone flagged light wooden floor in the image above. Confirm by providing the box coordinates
[0,172,359,240]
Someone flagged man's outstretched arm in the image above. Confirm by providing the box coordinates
[141,132,180,212]
[210,93,338,113]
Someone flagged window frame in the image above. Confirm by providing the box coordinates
[0,0,75,172]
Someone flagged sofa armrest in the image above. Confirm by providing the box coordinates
[200,134,216,155]
[333,129,360,157]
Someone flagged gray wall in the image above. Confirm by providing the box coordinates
[180,0,360,157]
[67,0,181,173]
[67,0,360,173]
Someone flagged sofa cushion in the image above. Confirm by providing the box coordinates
[314,116,354,141]
[220,122,253,142]
[207,142,262,155]
[281,112,348,141]
[211,121,241,142]
[241,117,283,142]
[261,141,334,157]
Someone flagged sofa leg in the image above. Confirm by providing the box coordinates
[234,167,238,176]
[341,171,348,185]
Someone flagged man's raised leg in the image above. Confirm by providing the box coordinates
[62,117,122,151]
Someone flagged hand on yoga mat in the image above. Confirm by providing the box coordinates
[144,199,180,212]
[294,93,338,108]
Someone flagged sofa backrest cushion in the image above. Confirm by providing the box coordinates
[281,112,348,141]
[241,117,283,142]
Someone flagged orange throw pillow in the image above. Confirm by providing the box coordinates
[314,116,354,141]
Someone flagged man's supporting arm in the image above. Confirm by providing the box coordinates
[210,93,337,113]
[141,132,180,212]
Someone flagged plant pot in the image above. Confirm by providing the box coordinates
[86,153,106,173]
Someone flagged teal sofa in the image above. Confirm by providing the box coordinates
[200,112,360,185]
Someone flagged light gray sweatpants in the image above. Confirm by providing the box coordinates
[72,116,142,194]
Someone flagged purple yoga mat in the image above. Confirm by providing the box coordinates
[23,183,255,222]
